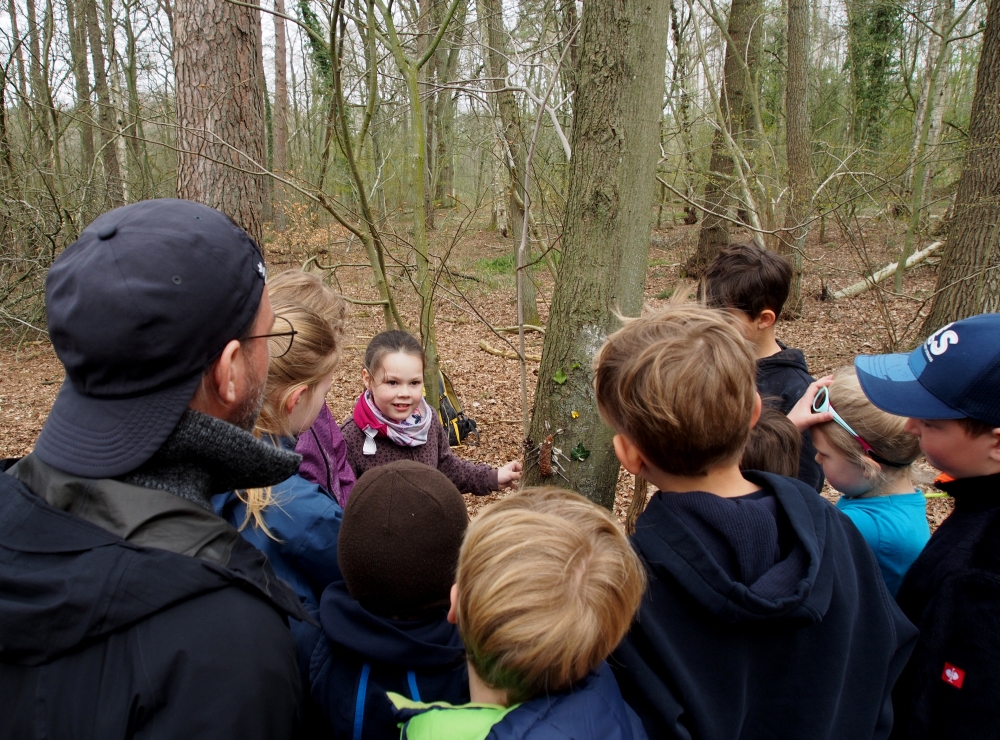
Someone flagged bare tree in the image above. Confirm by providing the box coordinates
[173,0,267,243]
[524,0,669,508]
[781,0,810,314]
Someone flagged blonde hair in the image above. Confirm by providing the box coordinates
[594,305,757,476]
[816,367,920,487]
[455,487,646,704]
[239,297,341,536]
[268,269,348,350]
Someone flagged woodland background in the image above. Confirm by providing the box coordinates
[0,0,998,510]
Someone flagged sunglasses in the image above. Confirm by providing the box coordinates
[811,386,906,467]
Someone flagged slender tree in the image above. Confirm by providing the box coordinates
[85,0,125,207]
[781,0,810,314]
[524,0,669,508]
[922,0,1000,329]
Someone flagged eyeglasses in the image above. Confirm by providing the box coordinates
[244,315,297,358]
[811,386,905,467]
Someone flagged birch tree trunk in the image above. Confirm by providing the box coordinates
[524,0,669,508]
[173,0,266,244]
[923,0,1000,330]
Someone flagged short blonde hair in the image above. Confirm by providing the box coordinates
[594,305,757,476]
[817,367,920,484]
[455,487,646,704]
[239,298,340,536]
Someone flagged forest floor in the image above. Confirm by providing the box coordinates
[0,206,954,529]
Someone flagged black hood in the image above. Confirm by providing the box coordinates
[0,472,307,665]
[757,343,811,374]
[633,472,833,624]
[319,579,464,669]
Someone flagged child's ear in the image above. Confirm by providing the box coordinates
[446,583,459,625]
[749,392,762,429]
[284,384,310,415]
[987,428,1000,463]
[361,368,373,390]
[613,434,646,477]
[756,309,777,330]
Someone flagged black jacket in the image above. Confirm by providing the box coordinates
[0,464,309,739]
[307,578,469,740]
[756,343,824,491]
[612,472,917,740]
[890,473,1000,739]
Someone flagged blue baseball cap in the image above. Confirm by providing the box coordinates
[855,313,1000,427]
[35,199,267,479]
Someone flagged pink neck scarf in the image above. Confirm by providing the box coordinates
[353,390,433,455]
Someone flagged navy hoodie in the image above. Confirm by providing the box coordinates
[0,469,306,739]
[307,578,469,739]
[756,343,824,491]
[612,471,917,740]
[889,473,1000,739]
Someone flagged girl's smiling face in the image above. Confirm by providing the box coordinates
[363,351,425,422]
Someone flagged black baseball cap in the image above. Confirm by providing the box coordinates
[35,199,268,478]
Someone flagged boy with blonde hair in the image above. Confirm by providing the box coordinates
[390,487,648,740]
[597,306,917,740]
[854,313,1000,739]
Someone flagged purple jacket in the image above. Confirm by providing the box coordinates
[295,404,356,508]
[341,417,498,496]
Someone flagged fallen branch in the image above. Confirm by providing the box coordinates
[494,324,545,335]
[479,339,541,362]
[831,241,944,300]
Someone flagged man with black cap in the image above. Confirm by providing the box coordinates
[0,199,310,738]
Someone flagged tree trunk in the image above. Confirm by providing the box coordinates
[65,0,96,220]
[122,0,153,199]
[173,0,266,245]
[524,0,669,508]
[685,0,763,276]
[780,0,810,315]
[85,0,124,207]
[272,0,288,230]
[922,0,1000,330]
[478,0,540,325]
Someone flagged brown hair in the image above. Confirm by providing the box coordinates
[594,305,758,476]
[703,242,793,320]
[239,298,341,536]
[364,330,424,380]
[816,367,921,486]
[957,417,996,438]
[741,402,801,477]
[456,487,646,704]
[269,269,348,352]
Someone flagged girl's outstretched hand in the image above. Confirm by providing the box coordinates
[787,375,835,432]
[498,460,523,489]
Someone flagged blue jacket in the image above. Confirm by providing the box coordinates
[392,662,647,740]
[212,436,343,610]
[837,492,930,596]
[306,579,469,740]
[612,471,918,740]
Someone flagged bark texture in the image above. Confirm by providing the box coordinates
[780,0,810,315]
[173,0,266,244]
[923,0,1000,331]
[524,0,669,508]
[85,0,124,208]
[685,0,763,276]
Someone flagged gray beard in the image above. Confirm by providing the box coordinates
[231,364,267,433]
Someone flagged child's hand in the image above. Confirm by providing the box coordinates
[498,460,523,489]
[787,375,835,432]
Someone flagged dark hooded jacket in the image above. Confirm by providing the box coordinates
[393,662,647,740]
[756,343,824,491]
[612,471,917,740]
[306,578,469,740]
[889,473,1000,740]
[0,461,309,739]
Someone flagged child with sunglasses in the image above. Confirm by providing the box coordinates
[798,367,928,596]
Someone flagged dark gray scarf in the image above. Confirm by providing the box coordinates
[119,410,301,509]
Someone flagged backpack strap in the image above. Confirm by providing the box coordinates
[353,662,372,740]
[407,670,422,702]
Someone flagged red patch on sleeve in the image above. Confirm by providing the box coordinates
[942,663,965,688]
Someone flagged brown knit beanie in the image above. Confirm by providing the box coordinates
[338,460,469,618]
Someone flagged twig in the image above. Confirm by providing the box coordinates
[480,340,541,362]
[830,241,943,300]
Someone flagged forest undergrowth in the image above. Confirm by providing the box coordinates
[0,209,954,529]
